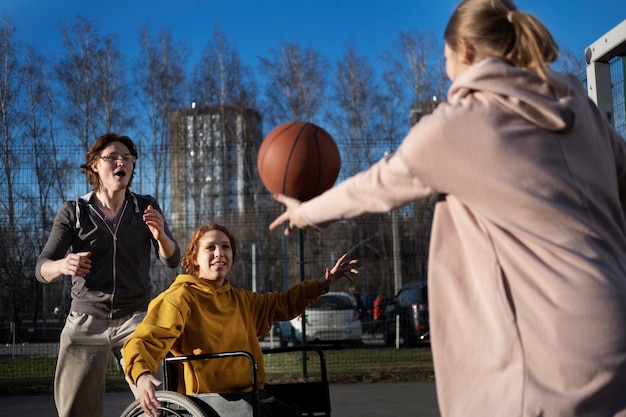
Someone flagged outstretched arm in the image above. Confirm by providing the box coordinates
[269,153,433,237]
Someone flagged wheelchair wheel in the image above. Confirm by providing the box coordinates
[120,390,217,417]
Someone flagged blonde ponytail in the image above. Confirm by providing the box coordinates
[444,0,558,82]
[505,10,558,80]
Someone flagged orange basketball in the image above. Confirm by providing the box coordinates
[257,121,341,201]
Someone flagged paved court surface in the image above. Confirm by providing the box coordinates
[3,381,441,417]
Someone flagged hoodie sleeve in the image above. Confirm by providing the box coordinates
[35,201,75,284]
[298,150,434,229]
[123,294,186,384]
[251,280,327,336]
[148,196,181,268]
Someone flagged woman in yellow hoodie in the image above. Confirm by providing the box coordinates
[123,222,358,416]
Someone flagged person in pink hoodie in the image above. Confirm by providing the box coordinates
[269,0,626,415]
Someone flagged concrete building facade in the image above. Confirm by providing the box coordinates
[169,104,263,238]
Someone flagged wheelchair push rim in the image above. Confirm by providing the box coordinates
[120,390,216,417]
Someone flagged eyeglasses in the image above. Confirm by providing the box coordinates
[100,154,137,163]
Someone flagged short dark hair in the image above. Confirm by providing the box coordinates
[80,133,139,191]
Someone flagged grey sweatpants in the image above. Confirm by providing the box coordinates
[54,311,146,417]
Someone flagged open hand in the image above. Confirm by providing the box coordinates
[143,205,165,240]
[269,194,320,236]
[318,253,359,289]
[136,373,163,417]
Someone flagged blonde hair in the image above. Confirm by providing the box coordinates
[444,0,558,82]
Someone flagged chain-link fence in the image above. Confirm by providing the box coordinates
[1,325,434,395]
[0,139,436,394]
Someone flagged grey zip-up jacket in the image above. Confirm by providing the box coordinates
[295,58,626,416]
[36,191,181,320]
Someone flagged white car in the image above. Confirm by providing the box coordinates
[277,292,363,347]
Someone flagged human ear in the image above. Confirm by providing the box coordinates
[458,38,476,65]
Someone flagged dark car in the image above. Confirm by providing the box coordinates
[383,281,429,347]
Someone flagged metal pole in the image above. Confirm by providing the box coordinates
[392,209,402,348]
[282,234,289,291]
[299,229,308,377]
[251,243,257,292]
[10,321,14,357]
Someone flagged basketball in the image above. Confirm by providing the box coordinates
[257,121,341,201]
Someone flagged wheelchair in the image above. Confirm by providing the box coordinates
[120,345,331,417]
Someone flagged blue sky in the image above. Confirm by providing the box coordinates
[2,0,625,73]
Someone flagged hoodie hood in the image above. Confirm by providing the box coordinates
[170,273,231,294]
[75,190,140,229]
[448,58,578,133]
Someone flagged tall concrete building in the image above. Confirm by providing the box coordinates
[169,104,263,237]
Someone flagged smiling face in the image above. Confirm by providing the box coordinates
[195,229,233,287]
[90,141,135,193]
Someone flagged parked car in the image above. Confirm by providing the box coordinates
[276,292,363,347]
[383,281,429,347]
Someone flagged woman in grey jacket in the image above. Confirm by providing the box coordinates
[35,133,181,417]
[270,0,626,416]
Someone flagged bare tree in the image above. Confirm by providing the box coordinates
[376,69,409,149]
[0,14,24,326]
[55,16,103,154]
[191,24,257,109]
[380,29,447,108]
[23,44,74,325]
[134,26,188,203]
[95,36,133,133]
[0,15,21,225]
[258,41,328,127]
[327,43,382,174]
[375,28,447,174]
[556,47,586,78]
[327,44,417,297]
[24,46,67,221]
[56,16,131,155]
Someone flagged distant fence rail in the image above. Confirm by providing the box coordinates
[2,340,59,359]
[0,322,434,396]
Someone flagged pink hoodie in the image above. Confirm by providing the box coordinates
[298,58,626,416]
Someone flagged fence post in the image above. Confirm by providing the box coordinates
[9,321,16,358]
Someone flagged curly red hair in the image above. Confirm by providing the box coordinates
[181,223,237,276]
